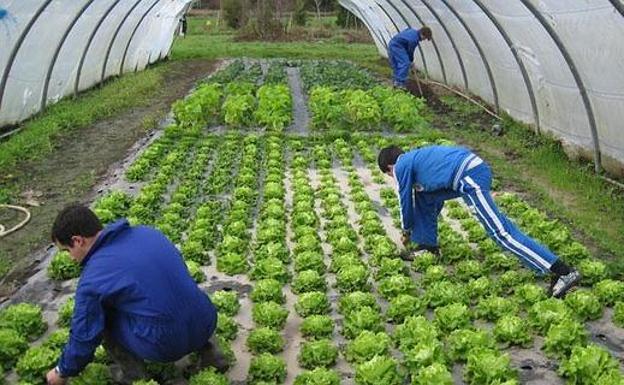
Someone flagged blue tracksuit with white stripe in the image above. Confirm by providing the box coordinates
[388,28,421,86]
[393,145,558,274]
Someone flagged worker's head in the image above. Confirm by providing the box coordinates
[378,146,404,176]
[420,26,432,41]
[51,204,102,263]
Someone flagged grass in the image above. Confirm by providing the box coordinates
[173,16,386,74]
[0,68,164,201]
[438,96,624,260]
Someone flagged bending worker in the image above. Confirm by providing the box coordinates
[46,204,227,384]
[377,145,581,298]
[388,26,432,88]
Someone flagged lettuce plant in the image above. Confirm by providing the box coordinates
[434,303,472,332]
[465,349,516,385]
[375,258,407,280]
[394,316,439,352]
[475,296,519,321]
[185,260,205,283]
[295,292,330,317]
[513,283,546,307]
[343,306,383,339]
[132,380,160,385]
[412,362,453,385]
[211,290,240,317]
[493,315,532,347]
[47,251,81,280]
[16,345,60,383]
[386,294,424,323]
[403,339,446,375]
[293,251,326,274]
[247,353,287,384]
[329,253,363,274]
[250,279,285,304]
[454,260,485,282]
[216,252,248,275]
[355,355,403,385]
[43,328,70,351]
[298,339,339,369]
[614,301,624,327]
[529,298,572,334]
[422,265,447,287]
[594,279,624,306]
[216,315,238,341]
[294,367,340,385]
[578,259,608,286]
[246,327,284,354]
[250,257,289,283]
[377,274,417,300]
[57,296,74,328]
[300,315,334,339]
[338,291,379,316]
[292,270,327,294]
[72,363,112,385]
[252,302,289,330]
[411,251,438,272]
[0,328,28,370]
[425,281,467,308]
[542,317,588,358]
[564,289,603,321]
[466,276,495,299]
[559,344,620,385]
[446,328,495,362]
[335,265,369,293]
[189,367,228,385]
[345,330,391,363]
[0,303,47,340]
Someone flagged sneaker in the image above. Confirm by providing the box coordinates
[550,270,582,298]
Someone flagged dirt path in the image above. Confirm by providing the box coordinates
[286,67,309,135]
[0,59,218,300]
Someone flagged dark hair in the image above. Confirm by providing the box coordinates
[378,146,404,173]
[420,26,432,40]
[51,204,103,246]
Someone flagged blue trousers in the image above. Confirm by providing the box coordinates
[388,42,411,86]
[410,164,558,274]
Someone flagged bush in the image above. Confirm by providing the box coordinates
[223,0,245,28]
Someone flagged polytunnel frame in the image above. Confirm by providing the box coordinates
[413,0,469,90]
[74,0,125,97]
[119,0,163,76]
[0,0,54,114]
[378,0,430,78]
[436,0,499,112]
[518,0,601,173]
[470,0,540,134]
[396,0,448,84]
[40,0,98,111]
[100,0,145,84]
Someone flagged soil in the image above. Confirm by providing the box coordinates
[0,59,218,300]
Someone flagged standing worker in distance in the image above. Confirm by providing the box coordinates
[46,204,228,385]
[377,145,581,298]
[388,26,432,89]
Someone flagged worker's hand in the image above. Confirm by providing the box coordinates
[401,231,411,247]
[46,368,68,385]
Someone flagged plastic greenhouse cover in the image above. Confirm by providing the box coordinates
[340,0,624,170]
[0,0,191,128]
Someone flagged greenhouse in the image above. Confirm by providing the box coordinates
[0,1,623,385]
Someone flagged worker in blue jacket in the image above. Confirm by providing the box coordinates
[46,204,226,385]
[388,26,432,88]
[377,145,581,298]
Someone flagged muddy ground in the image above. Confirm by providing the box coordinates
[0,59,218,299]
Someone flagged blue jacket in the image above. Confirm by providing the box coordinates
[389,28,421,62]
[58,220,217,376]
[394,145,473,231]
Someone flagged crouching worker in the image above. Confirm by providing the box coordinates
[378,145,581,298]
[46,204,227,385]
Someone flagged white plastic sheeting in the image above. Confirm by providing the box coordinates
[0,0,191,127]
[341,0,624,172]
